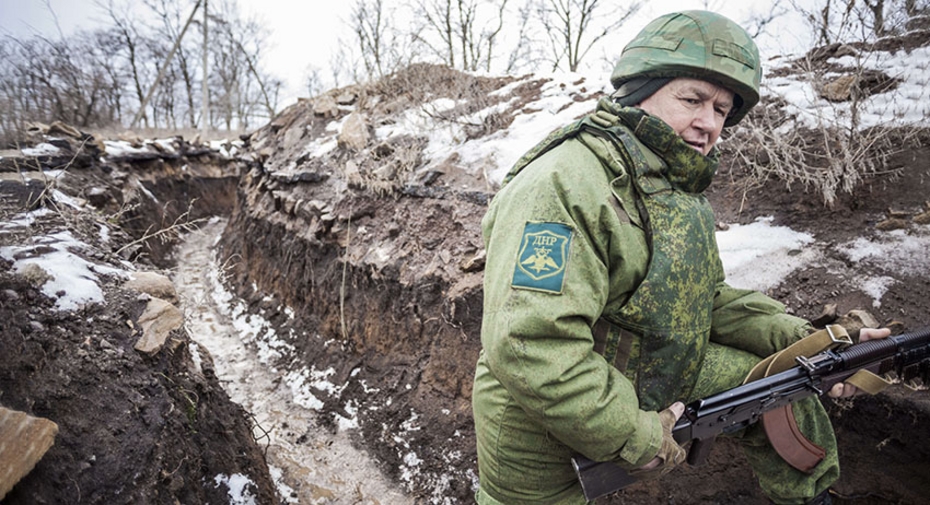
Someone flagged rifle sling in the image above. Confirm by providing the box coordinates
[743,325,853,383]
[843,369,892,395]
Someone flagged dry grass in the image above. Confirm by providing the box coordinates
[724,54,922,206]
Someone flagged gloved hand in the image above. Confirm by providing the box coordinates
[630,401,686,480]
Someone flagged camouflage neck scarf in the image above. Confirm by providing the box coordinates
[599,98,719,194]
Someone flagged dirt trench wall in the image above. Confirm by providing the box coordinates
[106,154,241,267]
[1,135,242,269]
[826,390,930,502]
[0,275,277,504]
[0,146,276,504]
[218,163,487,501]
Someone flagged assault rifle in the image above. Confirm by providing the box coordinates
[572,326,930,501]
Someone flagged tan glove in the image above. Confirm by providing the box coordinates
[630,402,686,480]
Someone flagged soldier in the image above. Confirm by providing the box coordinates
[472,10,889,505]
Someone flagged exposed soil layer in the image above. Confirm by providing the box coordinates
[218,177,486,501]
[0,273,276,505]
[1,149,277,504]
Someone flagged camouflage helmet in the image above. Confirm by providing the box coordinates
[610,10,761,127]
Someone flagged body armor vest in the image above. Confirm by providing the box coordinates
[504,98,724,411]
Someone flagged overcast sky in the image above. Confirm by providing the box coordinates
[0,0,808,104]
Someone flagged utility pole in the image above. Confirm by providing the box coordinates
[201,0,209,138]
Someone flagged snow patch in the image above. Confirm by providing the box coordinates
[0,229,126,311]
[268,465,298,504]
[213,473,257,505]
[717,217,816,292]
[841,228,930,276]
[21,142,61,156]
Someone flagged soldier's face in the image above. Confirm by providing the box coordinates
[637,78,734,156]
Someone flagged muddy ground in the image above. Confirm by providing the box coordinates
[2,58,930,505]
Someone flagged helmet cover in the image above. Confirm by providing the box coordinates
[610,10,761,126]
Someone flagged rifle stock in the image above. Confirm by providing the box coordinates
[572,327,930,501]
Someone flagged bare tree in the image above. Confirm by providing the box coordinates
[0,40,18,142]
[861,0,887,36]
[207,0,281,130]
[743,0,789,39]
[329,44,353,89]
[790,0,879,45]
[791,0,929,45]
[93,29,129,125]
[503,1,541,73]
[0,0,282,139]
[535,0,642,72]
[351,0,391,78]
[412,0,511,72]
[104,0,154,128]
[145,0,201,128]
[415,0,456,67]
[0,29,127,144]
[858,0,928,37]
[304,65,324,98]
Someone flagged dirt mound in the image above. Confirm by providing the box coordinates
[0,272,276,504]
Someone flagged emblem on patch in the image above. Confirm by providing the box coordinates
[512,222,572,294]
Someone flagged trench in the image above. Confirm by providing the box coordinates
[171,218,412,505]
[155,150,930,505]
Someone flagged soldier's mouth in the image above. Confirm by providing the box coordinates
[684,140,706,153]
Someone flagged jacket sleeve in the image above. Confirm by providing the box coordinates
[481,140,662,467]
[710,282,812,358]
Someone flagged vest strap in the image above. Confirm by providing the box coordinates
[592,319,636,372]
[592,319,609,356]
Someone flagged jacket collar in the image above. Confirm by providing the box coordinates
[597,98,719,194]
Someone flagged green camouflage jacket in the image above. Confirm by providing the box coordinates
[473,99,811,504]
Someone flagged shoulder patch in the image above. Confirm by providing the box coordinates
[511,222,573,294]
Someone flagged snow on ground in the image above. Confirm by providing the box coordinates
[20,142,61,156]
[455,73,607,184]
[102,140,151,157]
[837,226,930,307]
[765,43,930,131]
[717,217,817,292]
[172,218,411,505]
[213,473,258,505]
[0,206,127,311]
